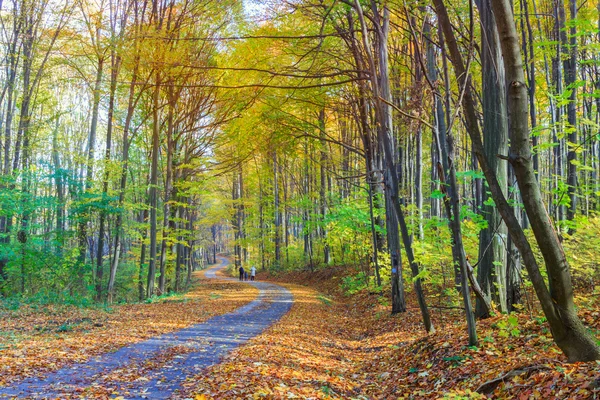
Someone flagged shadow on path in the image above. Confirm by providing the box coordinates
[0,257,293,399]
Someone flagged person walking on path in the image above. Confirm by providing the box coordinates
[244,270,248,281]
[239,266,244,281]
[250,266,256,281]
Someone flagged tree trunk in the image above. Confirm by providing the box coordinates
[476,0,509,317]
[79,55,104,273]
[446,0,600,361]
[273,151,281,268]
[385,170,406,314]
[353,1,432,332]
[139,208,148,301]
[107,46,140,303]
[506,166,523,312]
[51,117,65,256]
[433,34,480,342]
[564,0,578,229]
[158,85,175,294]
[146,76,161,298]
[319,109,330,264]
[96,52,120,301]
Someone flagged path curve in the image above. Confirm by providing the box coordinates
[0,257,293,399]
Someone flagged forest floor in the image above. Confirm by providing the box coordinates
[1,260,600,399]
[180,266,600,399]
[0,258,263,398]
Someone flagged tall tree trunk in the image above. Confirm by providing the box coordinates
[273,151,281,268]
[51,117,65,256]
[107,50,140,303]
[506,166,523,312]
[139,208,148,301]
[319,109,330,264]
[79,56,104,272]
[385,170,406,314]
[15,25,35,295]
[175,202,184,292]
[237,163,243,265]
[415,127,423,240]
[374,3,406,315]
[412,33,424,240]
[2,14,19,176]
[353,1,432,332]
[96,52,120,301]
[186,205,195,287]
[367,173,382,287]
[434,32,480,342]
[146,76,161,298]
[159,84,175,294]
[476,0,509,317]
[258,173,266,271]
[564,0,578,229]
[553,1,566,224]
[0,23,20,283]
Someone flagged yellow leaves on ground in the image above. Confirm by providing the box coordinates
[179,282,367,399]
[182,268,600,399]
[0,269,259,389]
[2,264,599,398]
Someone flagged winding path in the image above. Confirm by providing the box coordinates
[0,257,293,399]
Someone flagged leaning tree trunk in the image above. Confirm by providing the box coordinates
[432,0,600,361]
[491,0,600,361]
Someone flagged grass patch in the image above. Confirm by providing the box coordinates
[317,294,332,306]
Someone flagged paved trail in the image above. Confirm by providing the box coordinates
[0,257,293,399]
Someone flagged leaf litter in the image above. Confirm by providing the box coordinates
[1,265,599,399]
[0,268,259,390]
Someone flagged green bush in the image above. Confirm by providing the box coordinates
[341,271,368,295]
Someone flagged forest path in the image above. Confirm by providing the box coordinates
[0,257,293,399]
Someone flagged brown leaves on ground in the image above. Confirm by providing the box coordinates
[0,269,259,388]
[183,269,600,399]
[358,300,600,399]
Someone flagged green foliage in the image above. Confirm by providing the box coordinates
[317,294,332,306]
[341,272,369,295]
[561,215,600,286]
[144,291,185,304]
[443,354,468,366]
[525,215,600,287]
[56,323,73,333]
[495,314,521,338]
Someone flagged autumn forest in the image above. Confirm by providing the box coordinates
[0,0,600,398]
